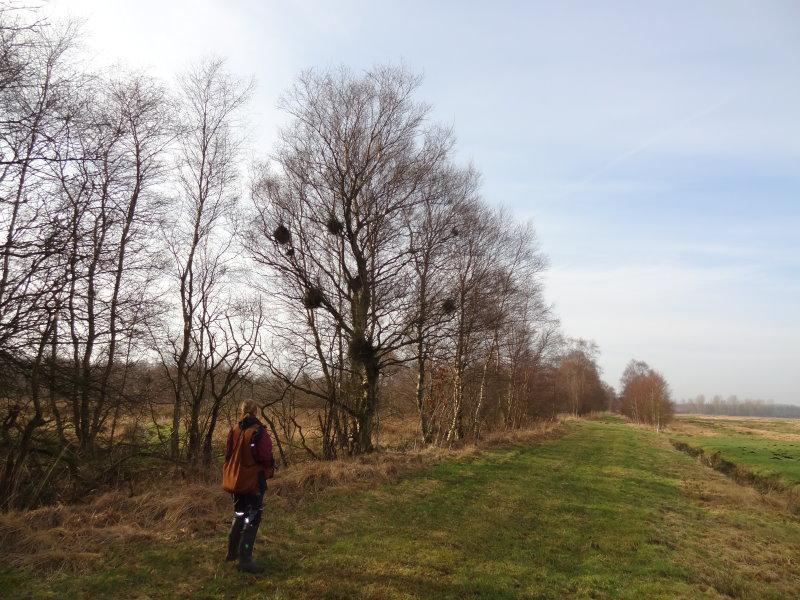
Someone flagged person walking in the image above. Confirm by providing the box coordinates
[222,399,274,573]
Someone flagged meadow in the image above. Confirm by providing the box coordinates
[670,415,800,495]
[3,416,800,599]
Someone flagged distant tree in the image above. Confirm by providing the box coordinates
[675,396,800,418]
[618,359,673,431]
[556,339,607,416]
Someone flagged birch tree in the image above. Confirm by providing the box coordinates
[161,58,251,462]
[248,65,454,454]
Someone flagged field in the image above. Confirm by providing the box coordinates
[3,416,800,599]
[670,415,800,494]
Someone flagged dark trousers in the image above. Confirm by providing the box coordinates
[228,483,264,563]
[233,491,263,527]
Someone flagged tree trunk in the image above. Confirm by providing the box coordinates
[354,363,379,453]
[448,365,464,442]
[201,399,222,468]
[414,338,432,444]
[0,320,51,507]
[473,339,497,438]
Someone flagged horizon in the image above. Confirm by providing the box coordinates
[46,0,800,404]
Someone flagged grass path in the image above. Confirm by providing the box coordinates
[6,416,800,599]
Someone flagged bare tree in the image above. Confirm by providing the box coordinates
[556,339,608,417]
[441,200,501,442]
[248,65,454,454]
[0,15,79,505]
[0,18,76,364]
[0,8,581,509]
[619,359,673,430]
[500,295,558,429]
[619,358,650,422]
[471,215,547,437]
[198,299,263,466]
[53,70,171,453]
[403,164,476,443]
[160,58,251,462]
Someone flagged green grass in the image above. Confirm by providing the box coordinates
[4,417,800,599]
[671,415,800,488]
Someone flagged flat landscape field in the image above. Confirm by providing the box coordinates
[670,415,800,491]
[3,416,800,599]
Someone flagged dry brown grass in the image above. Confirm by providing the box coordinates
[0,482,228,570]
[678,464,795,516]
[672,414,800,442]
[671,438,800,516]
[668,418,720,437]
[0,419,563,572]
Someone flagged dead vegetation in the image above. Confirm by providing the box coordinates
[671,415,800,442]
[0,420,563,572]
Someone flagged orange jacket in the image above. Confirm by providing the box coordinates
[222,416,273,494]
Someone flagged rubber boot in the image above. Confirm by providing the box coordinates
[237,516,265,574]
[226,514,245,561]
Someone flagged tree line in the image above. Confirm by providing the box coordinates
[1,5,669,509]
[676,396,800,418]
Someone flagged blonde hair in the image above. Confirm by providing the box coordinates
[240,399,259,417]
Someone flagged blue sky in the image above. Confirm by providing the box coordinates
[48,0,800,403]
